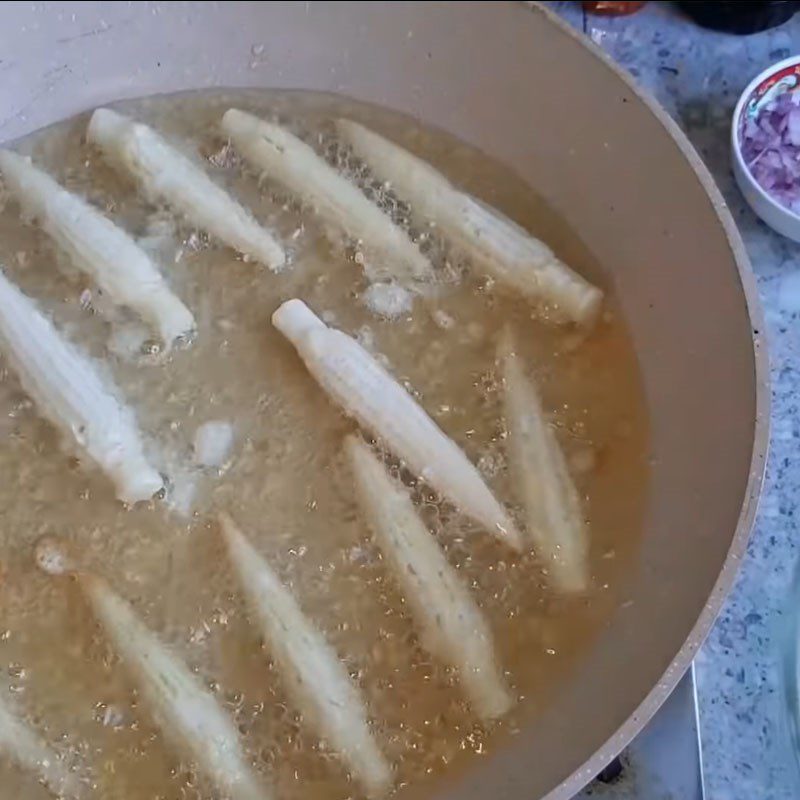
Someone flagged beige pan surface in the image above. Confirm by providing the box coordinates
[0,3,766,800]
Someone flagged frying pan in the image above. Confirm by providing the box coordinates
[0,2,767,799]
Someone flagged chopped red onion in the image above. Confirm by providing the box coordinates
[740,90,800,213]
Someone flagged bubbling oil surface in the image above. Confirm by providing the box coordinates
[0,90,648,799]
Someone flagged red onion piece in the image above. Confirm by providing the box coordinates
[741,90,800,212]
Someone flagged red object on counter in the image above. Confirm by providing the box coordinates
[583,1,646,15]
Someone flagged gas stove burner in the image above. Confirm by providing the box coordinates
[576,665,705,798]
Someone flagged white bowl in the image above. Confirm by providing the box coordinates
[732,55,800,242]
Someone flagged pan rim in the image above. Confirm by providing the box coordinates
[527,3,770,799]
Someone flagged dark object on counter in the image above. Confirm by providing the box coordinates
[583,1,646,15]
[678,1,799,34]
[596,756,625,784]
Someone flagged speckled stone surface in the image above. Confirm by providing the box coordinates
[544,2,800,798]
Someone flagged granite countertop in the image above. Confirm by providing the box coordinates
[546,2,800,798]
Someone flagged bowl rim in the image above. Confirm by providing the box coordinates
[731,53,800,222]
